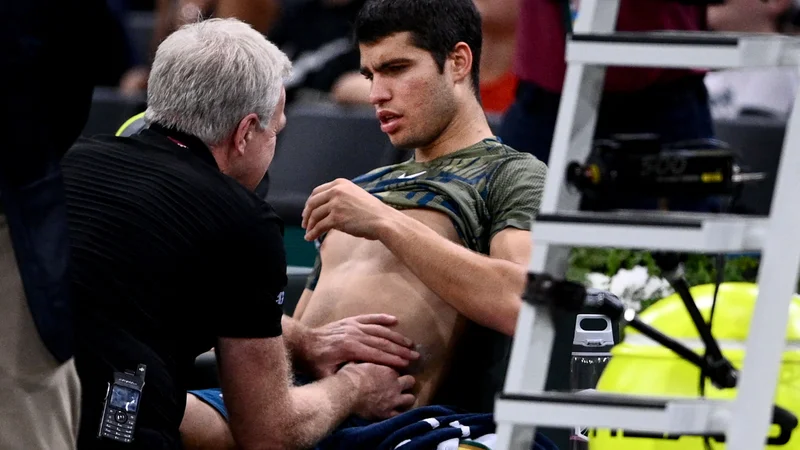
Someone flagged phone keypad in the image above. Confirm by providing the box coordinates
[101,409,136,443]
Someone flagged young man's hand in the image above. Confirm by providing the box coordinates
[302,179,400,241]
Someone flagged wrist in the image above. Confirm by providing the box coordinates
[375,208,405,243]
[336,365,365,407]
[286,318,315,369]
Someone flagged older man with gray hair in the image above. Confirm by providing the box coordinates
[62,18,418,450]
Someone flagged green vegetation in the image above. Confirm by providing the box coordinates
[566,248,764,310]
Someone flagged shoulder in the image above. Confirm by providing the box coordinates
[219,184,285,244]
[64,134,132,159]
[63,134,173,175]
[486,142,547,178]
[351,163,403,186]
[66,133,278,233]
[243,200,285,238]
[206,179,285,242]
[196,191,286,278]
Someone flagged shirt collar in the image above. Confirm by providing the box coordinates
[147,122,220,170]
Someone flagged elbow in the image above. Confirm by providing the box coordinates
[494,262,527,336]
[460,262,527,336]
[466,289,522,337]
[498,292,522,336]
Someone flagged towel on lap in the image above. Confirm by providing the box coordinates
[315,406,559,450]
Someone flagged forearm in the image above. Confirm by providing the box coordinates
[219,336,359,450]
[280,316,313,371]
[281,371,360,449]
[377,212,526,335]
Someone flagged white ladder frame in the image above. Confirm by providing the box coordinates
[494,1,800,449]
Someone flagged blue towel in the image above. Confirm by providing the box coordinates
[315,406,559,450]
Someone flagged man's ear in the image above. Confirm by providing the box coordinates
[233,113,260,155]
[449,42,473,86]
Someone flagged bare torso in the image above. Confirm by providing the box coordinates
[298,208,467,406]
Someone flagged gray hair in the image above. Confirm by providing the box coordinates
[145,18,292,145]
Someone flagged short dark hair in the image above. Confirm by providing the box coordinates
[354,0,483,97]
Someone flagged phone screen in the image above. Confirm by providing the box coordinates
[110,385,140,412]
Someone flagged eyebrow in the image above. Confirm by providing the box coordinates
[360,58,414,76]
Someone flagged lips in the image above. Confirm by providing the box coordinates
[377,110,402,134]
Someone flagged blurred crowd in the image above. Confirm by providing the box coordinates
[99,0,518,116]
[96,0,800,124]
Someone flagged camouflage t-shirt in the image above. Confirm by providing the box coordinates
[306,137,547,290]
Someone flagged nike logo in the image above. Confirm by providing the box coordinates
[397,171,426,180]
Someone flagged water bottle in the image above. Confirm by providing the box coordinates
[571,314,615,389]
[570,313,615,450]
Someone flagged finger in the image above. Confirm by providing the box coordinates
[395,393,416,410]
[308,179,338,197]
[302,188,336,229]
[351,343,411,369]
[360,333,419,361]
[359,323,415,349]
[318,366,336,378]
[354,314,399,326]
[398,375,416,392]
[305,213,337,242]
[301,193,324,230]
[304,202,333,234]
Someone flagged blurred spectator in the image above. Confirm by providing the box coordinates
[499,0,713,167]
[474,0,520,114]
[274,0,366,103]
[705,0,800,120]
[119,0,364,102]
[332,0,521,114]
[120,0,282,95]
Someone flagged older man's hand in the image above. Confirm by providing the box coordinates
[302,314,420,378]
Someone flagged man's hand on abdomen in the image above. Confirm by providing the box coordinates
[301,314,420,378]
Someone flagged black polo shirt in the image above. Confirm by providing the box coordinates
[62,124,287,450]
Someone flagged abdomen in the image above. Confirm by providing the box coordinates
[299,209,467,406]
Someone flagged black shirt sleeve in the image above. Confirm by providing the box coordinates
[211,203,288,339]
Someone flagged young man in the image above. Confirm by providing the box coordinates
[183,0,547,447]
[298,0,547,404]
[63,18,418,450]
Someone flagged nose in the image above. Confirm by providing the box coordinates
[368,76,391,106]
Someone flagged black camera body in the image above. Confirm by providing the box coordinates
[565,133,750,209]
[98,364,146,444]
